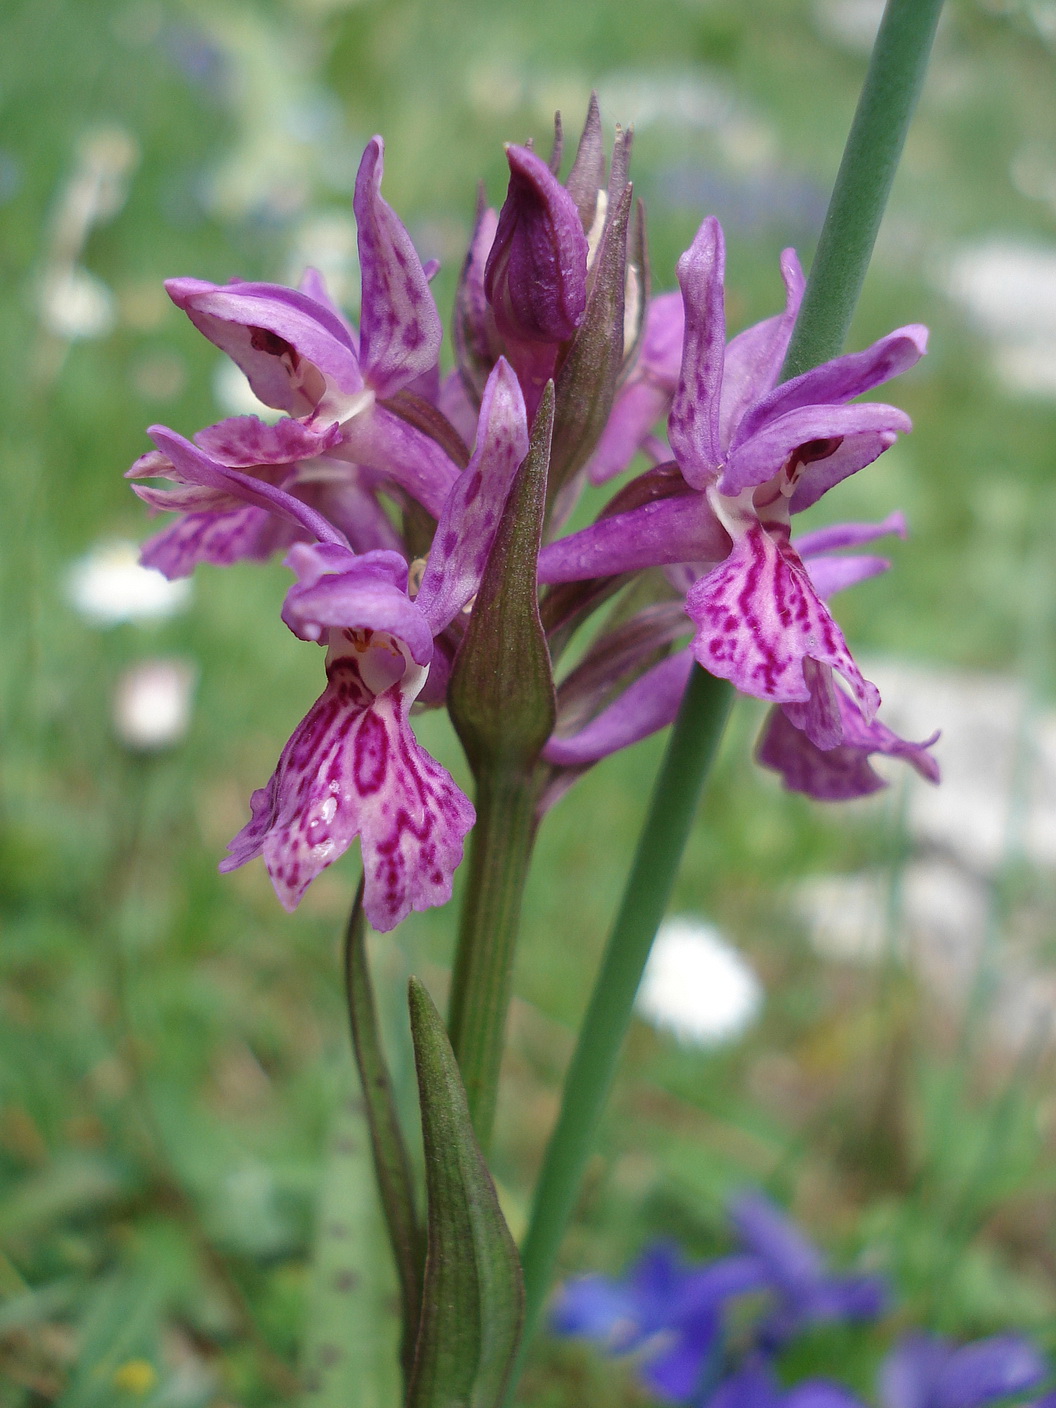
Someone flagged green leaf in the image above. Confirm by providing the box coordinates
[299,1066,402,1408]
[447,383,556,778]
[344,879,424,1383]
[405,978,524,1408]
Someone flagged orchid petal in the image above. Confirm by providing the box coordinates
[720,402,911,497]
[669,216,726,487]
[544,651,694,767]
[280,544,433,664]
[719,246,805,450]
[193,413,340,466]
[804,554,891,600]
[337,401,459,519]
[789,430,904,513]
[353,137,443,398]
[484,143,588,345]
[686,521,880,718]
[538,492,730,584]
[298,266,358,342]
[415,358,529,634]
[757,690,940,801]
[730,1191,825,1288]
[794,511,907,558]
[733,324,928,451]
[550,1276,634,1343]
[937,1335,1048,1408]
[454,200,502,404]
[165,277,362,417]
[147,426,349,548]
[139,504,299,580]
[786,1384,869,1408]
[221,663,474,929]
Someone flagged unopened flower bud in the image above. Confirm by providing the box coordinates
[484,145,588,346]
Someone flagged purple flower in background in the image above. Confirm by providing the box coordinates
[707,1360,866,1408]
[879,1332,1048,1408]
[729,1190,889,1350]
[553,1240,767,1403]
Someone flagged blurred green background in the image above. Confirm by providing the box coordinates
[4,0,1056,1402]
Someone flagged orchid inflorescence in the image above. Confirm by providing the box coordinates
[127,97,939,935]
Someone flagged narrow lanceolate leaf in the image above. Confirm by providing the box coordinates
[300,1067,402,1408]
[548,184,632,503]
[447,384,557,777]
[406,978,525,1408]
[344,882,424,1383]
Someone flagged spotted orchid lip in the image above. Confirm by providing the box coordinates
[220,654,474,930]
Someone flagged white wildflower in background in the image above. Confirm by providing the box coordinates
[636,916,763,1047]
[113,658,197,751]
[66,540,192,626]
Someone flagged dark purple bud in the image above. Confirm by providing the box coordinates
[484,144,588,346]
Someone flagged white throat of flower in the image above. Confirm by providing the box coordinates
[326,626,428,702]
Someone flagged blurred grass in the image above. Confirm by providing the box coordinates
[4,0,1056,1402]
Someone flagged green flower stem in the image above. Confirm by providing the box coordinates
[781,0,945,378]
[512,0,946,1384]
[516,667,732,1356]
[447,767,538,1154]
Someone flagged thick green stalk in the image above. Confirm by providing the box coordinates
[512,0,946,1382]
[516,668,731,1355]
[781,0,945,378]
[447,769,538,1153]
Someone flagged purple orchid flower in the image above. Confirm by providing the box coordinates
[552,1240,768,1403]
[536,214,932,794]
[145,359,528,928]
[539,512,936,806]
[150,137,459,564]
[729,1190,889,1350]
[669,217,925,737]
[879,1332,1049,1408]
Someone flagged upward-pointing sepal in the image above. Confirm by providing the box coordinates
[448,385,557,777]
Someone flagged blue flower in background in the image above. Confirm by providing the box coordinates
[728,1191,889,1349]
[878,1332,1048,1408]
[552,1240,767,1401]
[551,1193,1050,1407]
[706,1359,866,1408]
